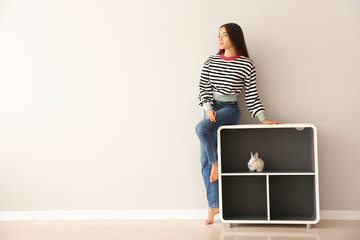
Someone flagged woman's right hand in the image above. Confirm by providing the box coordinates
[206,110,217,122]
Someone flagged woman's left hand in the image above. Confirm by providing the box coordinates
[262,119,284,125]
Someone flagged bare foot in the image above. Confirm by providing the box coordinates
[210,162,218,182]
[205,207,219,225]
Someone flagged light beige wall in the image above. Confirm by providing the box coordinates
[0,0,359,212]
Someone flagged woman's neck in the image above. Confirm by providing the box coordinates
[223,48,238,57]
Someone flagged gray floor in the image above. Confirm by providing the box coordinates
[0,219,359,240]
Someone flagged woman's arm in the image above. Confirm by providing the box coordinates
[245,63,283,125]
[198,58,214,111]
[244,64,266,119]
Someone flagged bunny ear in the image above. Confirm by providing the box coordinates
[254,152,258,159]
[250,151,253,158]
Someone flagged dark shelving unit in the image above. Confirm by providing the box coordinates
[218,124,320,228]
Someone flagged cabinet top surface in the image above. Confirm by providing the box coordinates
[218,123,316,130]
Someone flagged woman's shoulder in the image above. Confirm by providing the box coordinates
[237,56,255,66]
[205,54,221,61]
[202,54,220,66]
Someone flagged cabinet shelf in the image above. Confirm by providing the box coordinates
[223,214,268,221]
[221,170,315,175]
[270,214,317,221]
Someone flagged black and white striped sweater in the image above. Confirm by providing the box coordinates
[198,54,266,119]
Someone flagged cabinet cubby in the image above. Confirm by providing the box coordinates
[218,124,320,226]
[269,175,316,221]
[220,127,315,173]
[221,176,267,221]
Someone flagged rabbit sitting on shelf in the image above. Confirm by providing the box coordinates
[247,151,265,172]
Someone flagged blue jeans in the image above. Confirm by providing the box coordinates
[195,101,241,207]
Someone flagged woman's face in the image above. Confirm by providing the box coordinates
[218,27,232,50]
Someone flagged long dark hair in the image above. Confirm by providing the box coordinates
[217,23,249,58]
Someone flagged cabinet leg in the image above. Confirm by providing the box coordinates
[306,224,312,229]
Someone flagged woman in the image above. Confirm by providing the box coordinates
[195,23,283,225]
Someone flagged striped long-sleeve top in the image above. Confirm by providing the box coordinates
[198,54,266,119]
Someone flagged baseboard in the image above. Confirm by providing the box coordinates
[320,210,360,220]
[0,210,211,221]
[0,210,359,221]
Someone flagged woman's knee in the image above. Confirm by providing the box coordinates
[196,120,212,135]
[195,122,203,135]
